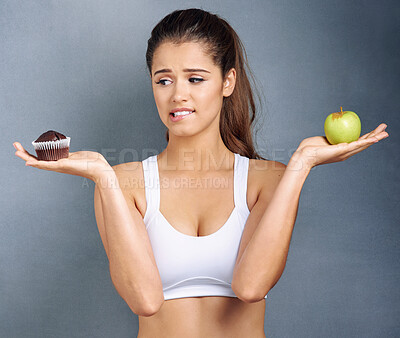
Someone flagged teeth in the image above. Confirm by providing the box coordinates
[173,110,193,117]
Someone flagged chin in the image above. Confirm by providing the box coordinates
[167,126,202,138]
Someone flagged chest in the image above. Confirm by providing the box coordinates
[133,165,259,237]
[159,171,235,236]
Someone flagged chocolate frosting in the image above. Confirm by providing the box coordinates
[35,130,67,142]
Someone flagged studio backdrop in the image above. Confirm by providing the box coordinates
[2,0,399,337]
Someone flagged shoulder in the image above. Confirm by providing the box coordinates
[249,158,286,183]
[111,161,145,196]
[249,158,286,179]
[112,161,143,174]
[248,158,286,205]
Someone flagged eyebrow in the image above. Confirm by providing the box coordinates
[153,68,211,76]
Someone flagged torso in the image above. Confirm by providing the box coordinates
[114,153,274,337]
[138,296,266,337]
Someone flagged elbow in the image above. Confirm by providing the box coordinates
[110,270,164,317]
[140,291,165,317]
[135,298,164,317]
[231,265,285,303]
[235,289,266,304]
[124,290,164,317]
[232,282,269,304]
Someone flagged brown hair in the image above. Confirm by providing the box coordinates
[146,8,265,160]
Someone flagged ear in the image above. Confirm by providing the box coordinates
[223,68,236,97]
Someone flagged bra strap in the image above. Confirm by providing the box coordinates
[142,155,160,224]
[234,153,250,215]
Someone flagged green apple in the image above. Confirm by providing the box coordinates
[324,107,361,144]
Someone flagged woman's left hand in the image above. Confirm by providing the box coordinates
[292,123,389,170]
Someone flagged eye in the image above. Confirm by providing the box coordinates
[189,77,204,83]
[155,79,172,85]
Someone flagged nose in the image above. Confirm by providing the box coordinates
[172,79,189,103]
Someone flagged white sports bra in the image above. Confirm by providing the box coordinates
[141,152,268,301]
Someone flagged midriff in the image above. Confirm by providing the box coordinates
[138,296,266,337]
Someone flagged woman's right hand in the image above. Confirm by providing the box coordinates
[13,142,113,182]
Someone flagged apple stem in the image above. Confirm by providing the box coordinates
[340,106,343,113]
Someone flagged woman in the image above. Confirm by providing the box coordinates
[14,8,388,337]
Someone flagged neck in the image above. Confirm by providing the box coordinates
[158,128,233,172]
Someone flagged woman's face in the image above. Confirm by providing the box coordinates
[151,41,236,138]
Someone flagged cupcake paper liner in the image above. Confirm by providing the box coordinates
[32,137,70,161]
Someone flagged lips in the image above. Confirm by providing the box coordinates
[169,110,194,122]
[170,107,195,116]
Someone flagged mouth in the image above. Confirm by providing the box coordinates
[170,110,195,117]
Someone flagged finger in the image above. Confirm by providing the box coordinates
[359,123,387,140]
[334,130,387,153]
[336,136,378,152]
[13,142,38,162]
[357,130,388,146]
[359,123,386,140]
[25,157,65,171]
[338,130,389,158]
[13,142,31,155]
[13,141,68,170]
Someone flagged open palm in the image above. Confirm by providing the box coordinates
[296,123,389,168]
[13,142,112,181]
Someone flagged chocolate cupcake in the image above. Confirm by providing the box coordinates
[32,130,70,161]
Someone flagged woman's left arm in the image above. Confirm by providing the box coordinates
[231,123,389,303]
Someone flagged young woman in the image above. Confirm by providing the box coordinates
[14,8,388,337]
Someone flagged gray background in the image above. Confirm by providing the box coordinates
[2,0,399,337]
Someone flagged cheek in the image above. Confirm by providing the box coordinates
[197,84,223,103]
[200,86,224,111]
[153,90,168,109]
[152,93,167,121]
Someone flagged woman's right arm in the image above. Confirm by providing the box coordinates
[13,142,164,316]
[94,169,164,317]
